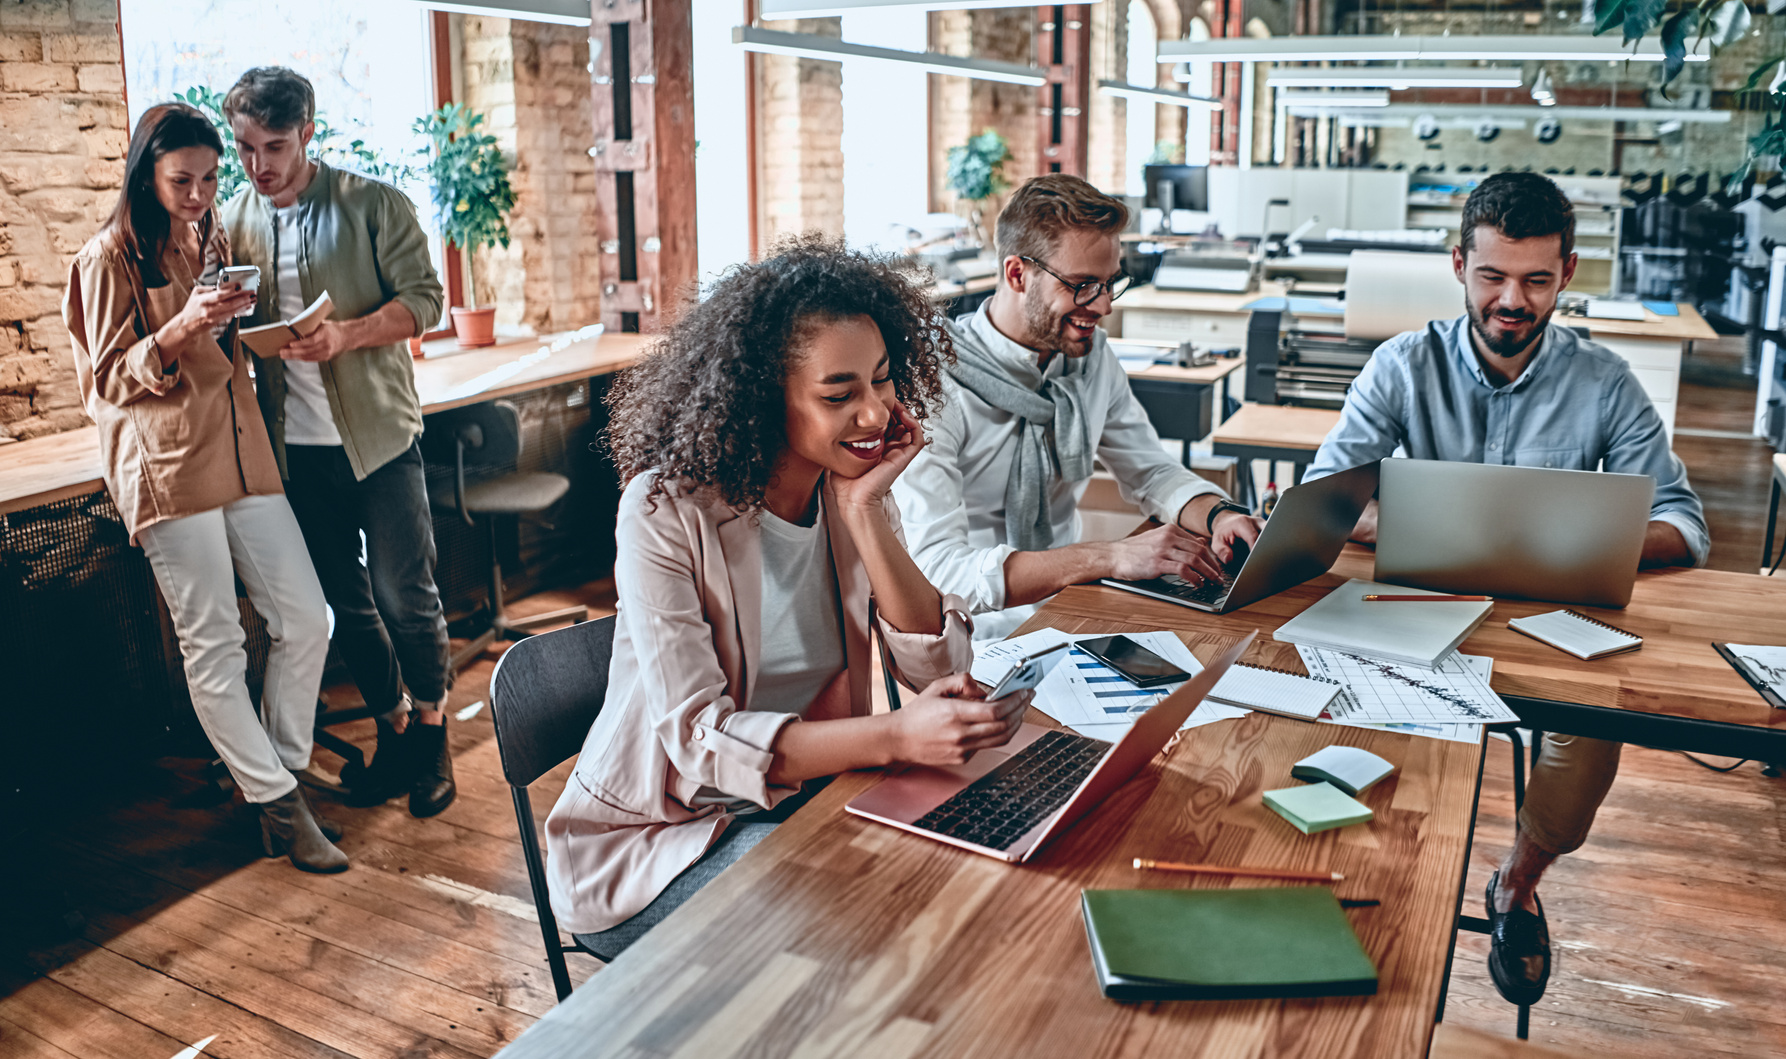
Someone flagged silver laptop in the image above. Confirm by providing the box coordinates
[1376,458,1653,608]
[845,633,1254,864]
[1098,461,1380,613]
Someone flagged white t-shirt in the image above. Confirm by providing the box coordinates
[690,499,847,811]
[275,205,341,446]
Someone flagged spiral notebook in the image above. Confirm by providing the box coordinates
[1507,610,1642,660]
[1207,663,1344,721]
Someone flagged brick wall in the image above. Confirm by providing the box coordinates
[1084,0,1123,195]
[756,18,845,248]
[928,10,1036,224]
[458,14,602,333]
[0,0,125,442]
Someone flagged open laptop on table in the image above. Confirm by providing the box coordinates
[846,632,1254,863]
[1375,458,1653,608]
[1097,460,1380,613]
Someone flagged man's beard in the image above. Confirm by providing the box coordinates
[1020,288,1095,357]
[1466,297,1549,358]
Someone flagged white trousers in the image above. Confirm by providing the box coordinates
[138,494,331,803]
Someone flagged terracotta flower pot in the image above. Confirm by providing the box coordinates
[450,305,498,348]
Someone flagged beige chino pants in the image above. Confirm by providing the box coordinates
[1516,732,1622,856]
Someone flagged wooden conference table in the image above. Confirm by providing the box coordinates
[498,543,1786,1059]
[0,329,649,517]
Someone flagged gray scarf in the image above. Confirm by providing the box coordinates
[947,313,1096,551]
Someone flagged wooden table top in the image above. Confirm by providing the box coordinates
[1566,303,1717,343]
[926,275,1000,303]
[1210,403,1343,452]
[1039,545,1786,731]
[1122,353,1247,385]
[0,330,647,514]
[498,607,1485,1059]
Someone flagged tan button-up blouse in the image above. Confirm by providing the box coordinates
[63,214,283,542]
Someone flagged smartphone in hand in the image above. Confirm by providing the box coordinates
[980,641,1069,699]
[220,265,260,318]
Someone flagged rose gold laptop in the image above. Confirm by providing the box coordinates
[846,632,1255,863]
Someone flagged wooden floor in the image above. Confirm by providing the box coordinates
[5,342,1785,1058]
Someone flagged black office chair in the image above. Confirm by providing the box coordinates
[423,400,587,672]
[488,614,616,1001]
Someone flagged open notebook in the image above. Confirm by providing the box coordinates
[1206,664,1343,721]
[1507,610,1642,660]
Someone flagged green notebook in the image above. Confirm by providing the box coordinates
[1081,887,1379,1001]
[1263,781,1374,835]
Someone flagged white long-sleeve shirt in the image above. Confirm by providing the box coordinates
[892,305,1224,639]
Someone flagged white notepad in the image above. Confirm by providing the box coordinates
[1207,664,1344,721]
[1507,610,1642,660]
[1291,745,1397,796]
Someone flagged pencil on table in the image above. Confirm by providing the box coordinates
[1132,858,1345,883]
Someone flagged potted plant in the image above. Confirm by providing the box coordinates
[945,128,1011,248]
[415,102,516,348]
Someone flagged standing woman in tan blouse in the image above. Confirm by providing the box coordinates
[63,103,344,873]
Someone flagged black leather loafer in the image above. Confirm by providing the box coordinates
[1485,870,1551,1005]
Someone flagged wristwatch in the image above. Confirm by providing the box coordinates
[1204,498,1251,535]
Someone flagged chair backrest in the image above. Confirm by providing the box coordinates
[421,398,525,472]
[489,615,616,788]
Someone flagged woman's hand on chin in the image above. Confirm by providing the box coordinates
[832,402,926,516]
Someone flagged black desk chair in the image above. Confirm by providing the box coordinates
[423,400,587,673]
[489,614,616,1001]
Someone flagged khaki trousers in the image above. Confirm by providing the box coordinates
[1517,732,1623,855]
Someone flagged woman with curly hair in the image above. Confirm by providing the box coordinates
[543,237,1031,957]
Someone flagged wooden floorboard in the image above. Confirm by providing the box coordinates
[6,365,1786,1057]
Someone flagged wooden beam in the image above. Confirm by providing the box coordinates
[589,0,698,333]
[1034,5,1090,177]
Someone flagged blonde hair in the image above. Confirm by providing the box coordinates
[994,174,1130,264]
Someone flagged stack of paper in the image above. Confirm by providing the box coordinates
[1262,782,1374,835]
[1299,646,1516,728]
[1274,579,1493,669]
[971,629,1248,740]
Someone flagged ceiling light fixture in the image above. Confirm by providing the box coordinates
[1277,89,1392,107]
[758,0,1097,17]
[1266,66,1524,89]
[1096,80,1222,110]
[1159,34,1710,64]
[1293,102,1731,123]
[732,26,1047,85]
[419,0,589,25]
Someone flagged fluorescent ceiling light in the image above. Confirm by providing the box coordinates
[1097,79,1222,111]
[760,0,1098,17]
[733,26,1046,85]
[415,0,589,24]
[1298,102,1732,123]
[1267,66,1524,89]
[1278,89,1391,107]
[1159,34,1710,64]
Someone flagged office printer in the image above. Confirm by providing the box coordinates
[1245,248,1457,407]
[1152,240,1260,293]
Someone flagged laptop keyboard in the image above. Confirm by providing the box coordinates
[1152,571,1233,605]
[912,729,1111,850]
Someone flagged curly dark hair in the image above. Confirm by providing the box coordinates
[607,235,955,510]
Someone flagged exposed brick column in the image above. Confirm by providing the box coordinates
[1034,5,1089,177]
[754,18,845,248]
[0,0,125,442]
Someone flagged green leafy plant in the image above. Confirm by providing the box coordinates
[1146,140,1185,166]
[174,85,246,201]
[414,102,516,253]
[1593,0,1775,180]
[945,128,1011,203]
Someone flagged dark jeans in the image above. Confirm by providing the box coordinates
[572,776,834,960]
[283,441,451,709]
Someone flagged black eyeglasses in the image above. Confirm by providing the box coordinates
[1020,256,1132,307]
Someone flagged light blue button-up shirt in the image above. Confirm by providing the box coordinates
[1304,315,1709,566]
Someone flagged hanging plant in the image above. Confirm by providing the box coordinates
[414,102,516,253]
[945,128,1012,203]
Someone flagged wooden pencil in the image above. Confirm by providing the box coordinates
[1132,858,1345,883]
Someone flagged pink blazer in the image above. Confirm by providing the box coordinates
[544,472,974,935]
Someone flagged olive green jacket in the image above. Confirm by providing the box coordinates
[221,160,445,481]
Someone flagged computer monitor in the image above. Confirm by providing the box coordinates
[1143,165,1208,214]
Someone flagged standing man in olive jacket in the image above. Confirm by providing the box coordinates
[220,66,457,817]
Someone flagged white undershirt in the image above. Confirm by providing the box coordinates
[690,499,847,811]
[275,205,341,446]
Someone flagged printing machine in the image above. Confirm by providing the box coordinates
[1243,305,1381,407]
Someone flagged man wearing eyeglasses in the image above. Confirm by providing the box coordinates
[893,174,1262,640]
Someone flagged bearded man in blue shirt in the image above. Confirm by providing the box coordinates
[1304,172,1707,1007]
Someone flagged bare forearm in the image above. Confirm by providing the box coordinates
[1639,520,1691,568]
[839,507,943,635]
[765,713,900,786]
[1175,494,1222,536]
[341,300,421,350]
[1001,542,1113,607]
